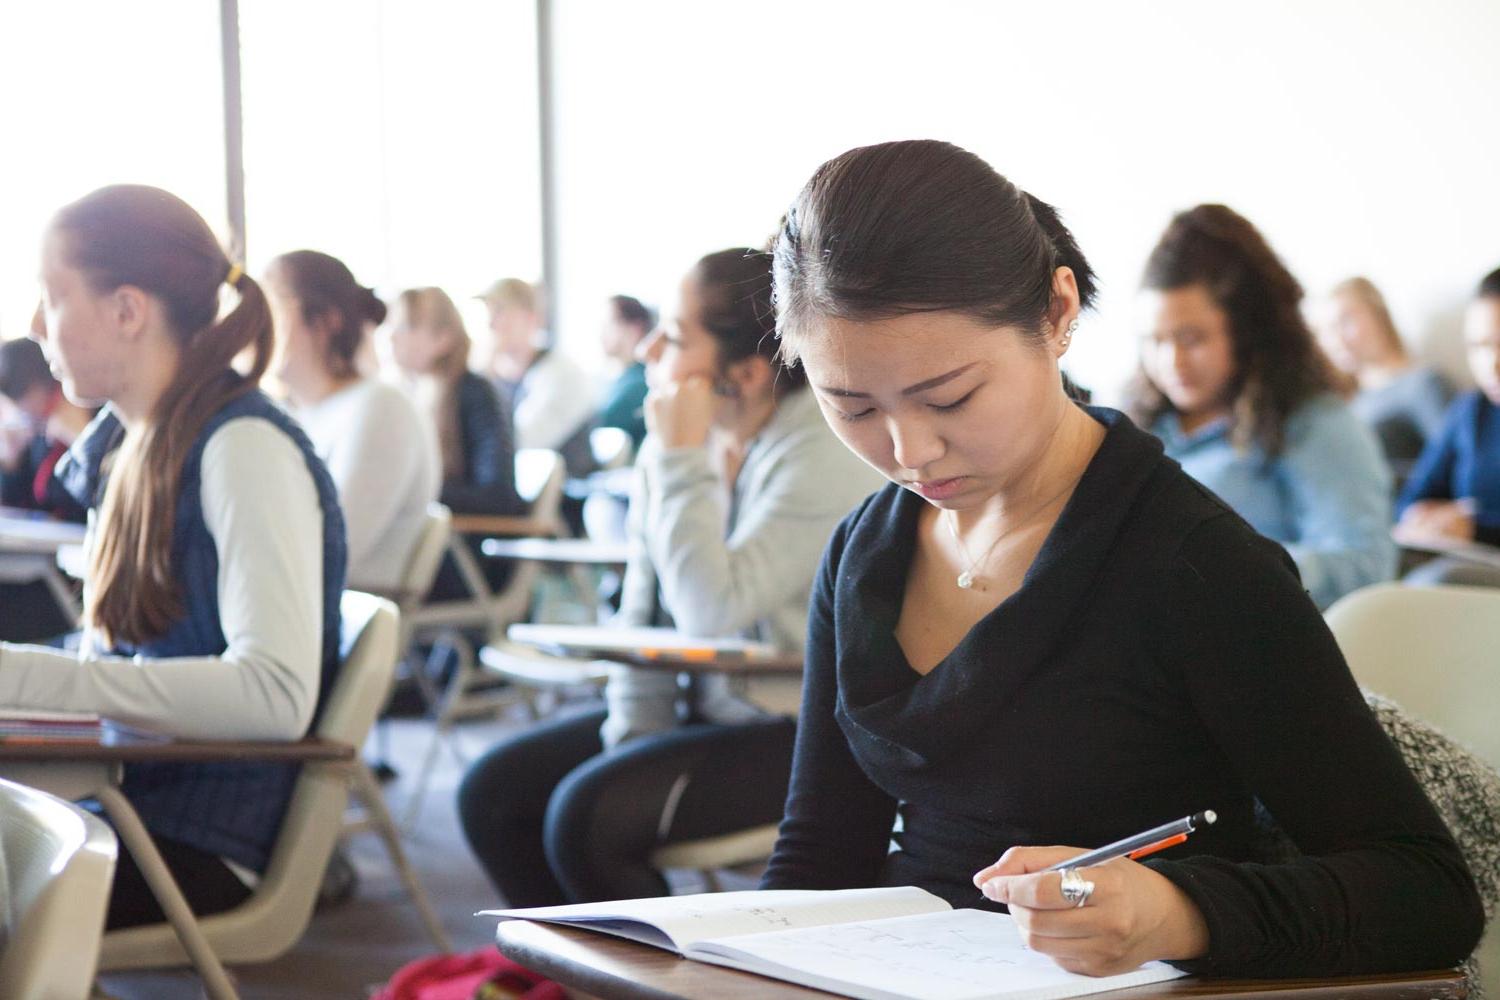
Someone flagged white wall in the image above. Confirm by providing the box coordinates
[549,0,1500,400]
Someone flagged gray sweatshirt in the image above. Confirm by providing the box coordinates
[600,388,884,748]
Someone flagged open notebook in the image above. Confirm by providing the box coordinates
[483,887,1186,1000]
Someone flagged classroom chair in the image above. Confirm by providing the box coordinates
[0,778,118,1000]
[1325,583,1500,769]
[401,449,568,824]
[650,823,781,893]
[1325,583,1500,994]
[95,592,453,978]
[588,426,634,471]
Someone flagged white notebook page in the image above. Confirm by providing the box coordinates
[483,887,947,952]
[689,908,1187,1000]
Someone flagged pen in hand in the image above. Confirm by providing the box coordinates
[1038,810,1217,873]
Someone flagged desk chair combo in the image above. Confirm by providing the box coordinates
[401,448,568,823]
[89,592,444,999]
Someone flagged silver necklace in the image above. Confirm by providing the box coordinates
[941,473,1088,590]
[944,510,1006,590]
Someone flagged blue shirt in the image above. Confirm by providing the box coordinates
[1398,390,1500,546]
[1154,394,1395,609]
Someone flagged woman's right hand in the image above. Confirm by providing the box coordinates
[1395,498,1477,544]
[645,375,716,449]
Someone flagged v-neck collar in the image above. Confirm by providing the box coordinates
[833,406,1172,772]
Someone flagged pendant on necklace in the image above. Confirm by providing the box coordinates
[957,571,976,590]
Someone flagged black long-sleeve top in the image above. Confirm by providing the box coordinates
[439,372,526,516]
[762,407,1482,978]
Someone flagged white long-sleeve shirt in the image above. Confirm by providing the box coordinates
[601,389,885,747]
[510,349,596,451]
[294,379,438,593]
[0,417,324,740]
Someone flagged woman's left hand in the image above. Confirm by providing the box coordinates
[645,375,716,450]
[972,846,1209,976]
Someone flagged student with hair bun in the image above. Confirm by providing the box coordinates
[1131,205,1395,609]
[759,141,1480,979]
[458,249,882,906]
[267,251,439,593]
[1,184,346,927]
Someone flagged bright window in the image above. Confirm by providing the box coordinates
[239,0,542,336]
[0,1,226,339]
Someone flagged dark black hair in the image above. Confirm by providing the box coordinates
[0,337,57,403]
[609,294,655,332]
[268,250,386,380]
[772,139,1096,355]
[693,248,806,390]
[1478,267,1500,299]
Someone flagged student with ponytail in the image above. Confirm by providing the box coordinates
[267,251,439,593]
[759,141,1480,978]
[1129,205,1395,609]
[1,185,346,927]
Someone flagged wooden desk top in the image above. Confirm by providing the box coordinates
[450,513,562,538]
[0,509,87,554]
[1393,531,1500,570]
[481,537,632,565]
[0,734,354,763]
[494,921,1468,1000]
[506,624,803,675]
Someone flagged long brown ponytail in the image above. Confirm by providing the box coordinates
[51,185,273,645]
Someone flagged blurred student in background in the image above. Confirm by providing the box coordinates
[1316,276,1452,477]
[458,249,882,906]
[595,294,653,448]
[0,332,93,642]
[0,330,91,518]
[388,286,523,598]
[1396,266,1500,584]
[266,251,439,593]
[1131,205,1395,609]
[480,277,594,470]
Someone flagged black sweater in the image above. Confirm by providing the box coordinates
[762,407,1482,977]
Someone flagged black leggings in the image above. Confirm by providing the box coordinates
[105,833,253,930]
[458,709,796,906]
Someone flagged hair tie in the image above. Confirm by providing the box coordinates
[225,263,244,287]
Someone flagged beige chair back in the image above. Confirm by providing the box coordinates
[0,777,118,999]
[100,591,399,969]
[1325,583,1500,769]
[589,426,634,471]
[1325,582,1500,993]
[398,504,453,609]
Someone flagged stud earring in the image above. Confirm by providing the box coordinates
[1060,318,1079,350]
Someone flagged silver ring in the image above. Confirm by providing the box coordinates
[1059,867,1095,908]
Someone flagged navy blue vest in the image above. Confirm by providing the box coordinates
[60,391,347,870]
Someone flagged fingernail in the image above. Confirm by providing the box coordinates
[981,879,1005,902]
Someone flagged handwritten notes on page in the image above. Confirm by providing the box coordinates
[689,907,1187,1000]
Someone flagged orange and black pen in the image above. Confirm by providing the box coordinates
[1041,810,1217,873]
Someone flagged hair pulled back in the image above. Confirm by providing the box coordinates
[269,250,386,380]
[693,248,806,390]
[772,140,1096,358]
[1132,204,1343,456]
[51,184,272,645]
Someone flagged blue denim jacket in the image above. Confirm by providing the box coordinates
[1153,394,1396,609]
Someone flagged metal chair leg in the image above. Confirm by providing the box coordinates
[349,764,453,953]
